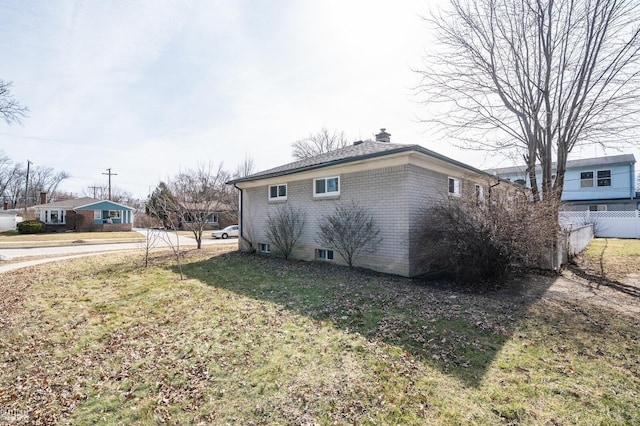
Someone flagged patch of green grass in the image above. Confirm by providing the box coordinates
[585,238,640,257]
[0,248,638,424]
[582,238,640,287]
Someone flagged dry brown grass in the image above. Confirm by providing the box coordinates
[0,244,638,424]
[0,231,144,247]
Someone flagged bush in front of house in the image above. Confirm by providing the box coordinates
[415,193,557,285]
[17,220,47,234]
[264,205,306,260]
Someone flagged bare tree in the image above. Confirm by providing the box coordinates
[316,201,381,267]
[0,157,70,208]
[171,163,230,249]
[83,185,135,205]
[145,194,184,279]
[0,79,28,125]
[235,155,256,178]
[418,0,640,204]
[265,205,306,260]
[26,166,70,205]
[291,127,349,160]
[135,215,162,268]
[0,150,21,201]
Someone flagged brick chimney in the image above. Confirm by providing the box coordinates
[40,192,47,205]
[375,128,391,143]
[3,201,7,210]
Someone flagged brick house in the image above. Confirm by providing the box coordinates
[228,129,515,277]
[31,196,134,232]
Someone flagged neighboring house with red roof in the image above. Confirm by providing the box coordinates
[228,129,516,277]
[31,196,134,232]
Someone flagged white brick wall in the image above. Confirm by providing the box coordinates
[238,163,493,277]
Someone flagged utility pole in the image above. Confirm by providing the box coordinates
[102,168,117,200]
[23,159,32,216]
[88,186,101,198]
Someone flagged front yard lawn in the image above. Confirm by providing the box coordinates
[0,230,144,247]
[0,246,638,424]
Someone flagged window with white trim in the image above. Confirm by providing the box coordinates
[259,243,271,253]
[475,184,484,200]
[109,210,121,219]
[316,249,334,261]
[269,184,287,200]
[94,210,101,220]
[314,177,340,197]
[588,204,607,212]
[597,170,611,187]
[42,209,65,224]
[448,177,461,197]
[580,171,594,187]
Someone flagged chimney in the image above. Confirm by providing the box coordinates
[375,128,391,143]
[40,192,47,205]
[3,201,7,210]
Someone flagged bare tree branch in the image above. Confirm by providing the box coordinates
[291,127,349,160]
[417,0,640,203]
[0,79,28,125]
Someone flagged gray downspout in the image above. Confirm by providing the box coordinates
[234,184,245,248]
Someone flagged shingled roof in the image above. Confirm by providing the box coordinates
[31,197,100,210]
[228,140,493,184]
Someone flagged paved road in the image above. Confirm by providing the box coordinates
[0,229,237,273]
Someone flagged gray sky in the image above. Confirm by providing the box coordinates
[0,0,632,198]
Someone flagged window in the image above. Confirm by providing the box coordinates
[109,210,121,219]
[589,204,607,212]
[94,210,101,220]
[314,177,340,197]
[475,184,484,200]
[259,243,271,253]
[597,170,611,187]
[316,249,334,261]
[269,184,287,200]
[50,211,59,224]
[448,177,461,197]
[43,209,65,224]
[580,171,594,188]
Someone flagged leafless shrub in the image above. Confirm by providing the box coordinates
[316,201,381,267]
[265,205,306,260]
[135,215,162,268]
[415,195,558,284]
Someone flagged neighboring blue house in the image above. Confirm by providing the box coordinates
[31,197,134,232]
[487,154,637,211]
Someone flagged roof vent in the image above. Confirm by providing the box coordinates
[353,140,364,146]
[375,128,391,143]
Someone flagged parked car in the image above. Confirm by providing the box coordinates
[212,225,239,239]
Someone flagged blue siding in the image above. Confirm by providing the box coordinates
[562,163,634,201]
[496,162,635,201]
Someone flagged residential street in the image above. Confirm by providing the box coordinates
[0,229,237,273]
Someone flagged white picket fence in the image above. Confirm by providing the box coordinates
[559,210,640,239]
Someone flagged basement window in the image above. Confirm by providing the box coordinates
[259,243,271,253]
[316,249,334,261]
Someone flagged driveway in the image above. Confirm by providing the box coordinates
[0,229,237,272]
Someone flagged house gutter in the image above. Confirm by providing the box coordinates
[233,183,246,248]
